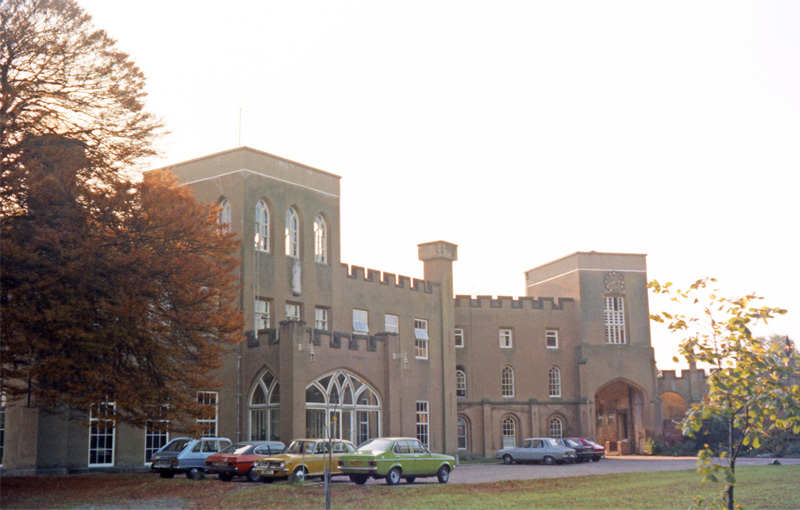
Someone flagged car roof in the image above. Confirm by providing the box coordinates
[290,438,354,444]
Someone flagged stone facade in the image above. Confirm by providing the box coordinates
[1,147,691,474]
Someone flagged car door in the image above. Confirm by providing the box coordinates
[530,439,545,461]
[392,440,418,475]
[411,440,437,475]
[515,439,534,462]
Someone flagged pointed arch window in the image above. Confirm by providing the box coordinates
[249,370,280,441]
[219,199,232,233]
[255,200,270,251]
[314,215,327,264]
[285,207,299,258]
[549,366,561,398]
[305,370,381,445]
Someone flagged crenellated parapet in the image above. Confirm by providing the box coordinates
[454,294,575,310]
[341,263,438,294]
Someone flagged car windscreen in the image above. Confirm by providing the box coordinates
[220,443,252,455]
[543,438,558,447]
[286,441,316,454]
[356,439,393,453]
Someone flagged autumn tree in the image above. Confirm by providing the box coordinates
[1,135,243,431]
[1,0,163,217]
[649,278,800,510]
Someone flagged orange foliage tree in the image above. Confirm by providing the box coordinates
[1,135,243,430]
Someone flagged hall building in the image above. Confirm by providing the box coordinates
[1,147,673,474]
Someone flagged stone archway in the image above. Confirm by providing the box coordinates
[660,391,687,447]
[594,379,647,454]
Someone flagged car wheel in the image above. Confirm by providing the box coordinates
[543,456,556,466]
[385,467,401,486]
[186,467,204,480]
[349,474,368,485]
[404,476,416,484]
[290,466,307,484]
[502,454,514,465]
[159,470,175,479]
[436,465,450,484]
[218,473,233,482]
[246,468,260,483]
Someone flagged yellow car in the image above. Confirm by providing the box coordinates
[252,438,356,482]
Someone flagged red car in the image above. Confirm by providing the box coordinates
[567,437,605,461]
[205,441,285,481]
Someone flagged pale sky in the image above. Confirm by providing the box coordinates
[78,0,798,369]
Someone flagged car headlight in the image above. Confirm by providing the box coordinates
[279,461,285,468]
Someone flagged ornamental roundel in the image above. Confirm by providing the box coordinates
[604,271,625,293]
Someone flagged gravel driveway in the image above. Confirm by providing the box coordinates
[354,456,800,485]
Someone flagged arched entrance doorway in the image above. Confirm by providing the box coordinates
[594,379,647,454]
[660,391,687,447]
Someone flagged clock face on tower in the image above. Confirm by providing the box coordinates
[604,271,625,293]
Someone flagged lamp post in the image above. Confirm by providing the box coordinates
[324,388,339,510]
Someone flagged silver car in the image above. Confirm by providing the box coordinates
[496,437,576,465]
[150,437,232,479]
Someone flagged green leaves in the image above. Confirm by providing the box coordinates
[648,278,798,510]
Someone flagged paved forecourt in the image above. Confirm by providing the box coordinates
[347,456,800,485]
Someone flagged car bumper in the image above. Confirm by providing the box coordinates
[207,465,243,476]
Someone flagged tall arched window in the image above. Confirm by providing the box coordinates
[313,215,327,263]
[457,417,468,450]
[305,370,381,444]
[219,199,232,233]
[285,207,299,258]
[501,366,514,398]
[548,366,561,398]
[549,417,563,438]
[456,369,466,398]
[502,416,516,447]
[255,200,269,251]
[249,369,280,441]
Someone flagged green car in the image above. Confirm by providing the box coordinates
[338,437,455,485]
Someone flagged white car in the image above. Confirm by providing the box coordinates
[496,437,576,465]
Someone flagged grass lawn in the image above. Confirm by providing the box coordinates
[2,465,798,509]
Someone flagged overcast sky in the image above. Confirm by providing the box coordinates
[78,0,798,368]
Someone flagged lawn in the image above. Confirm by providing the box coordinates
[2,466,798,509]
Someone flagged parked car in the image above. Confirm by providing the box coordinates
[205,440,285,482]
[252,438,355,482]
[495,437,576,465]
[568,437,605,461]
[151,437,232,479]
[338,437,455,485]
[554,438,593,463]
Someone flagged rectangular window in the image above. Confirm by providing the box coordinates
[314,307,329,330]
[499,328,513,348]
[286,302,301,322]
[145,411,169,464]
[415,319,429,359]
[89,401,115,466]
[197,391,218,437]
[416,401,429,448]
[604,297,626,344]
[546,330,558,349]
[353,309,369,333]
[255,298,270,331]
[454,328,464,348]
[384,314,399,334]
